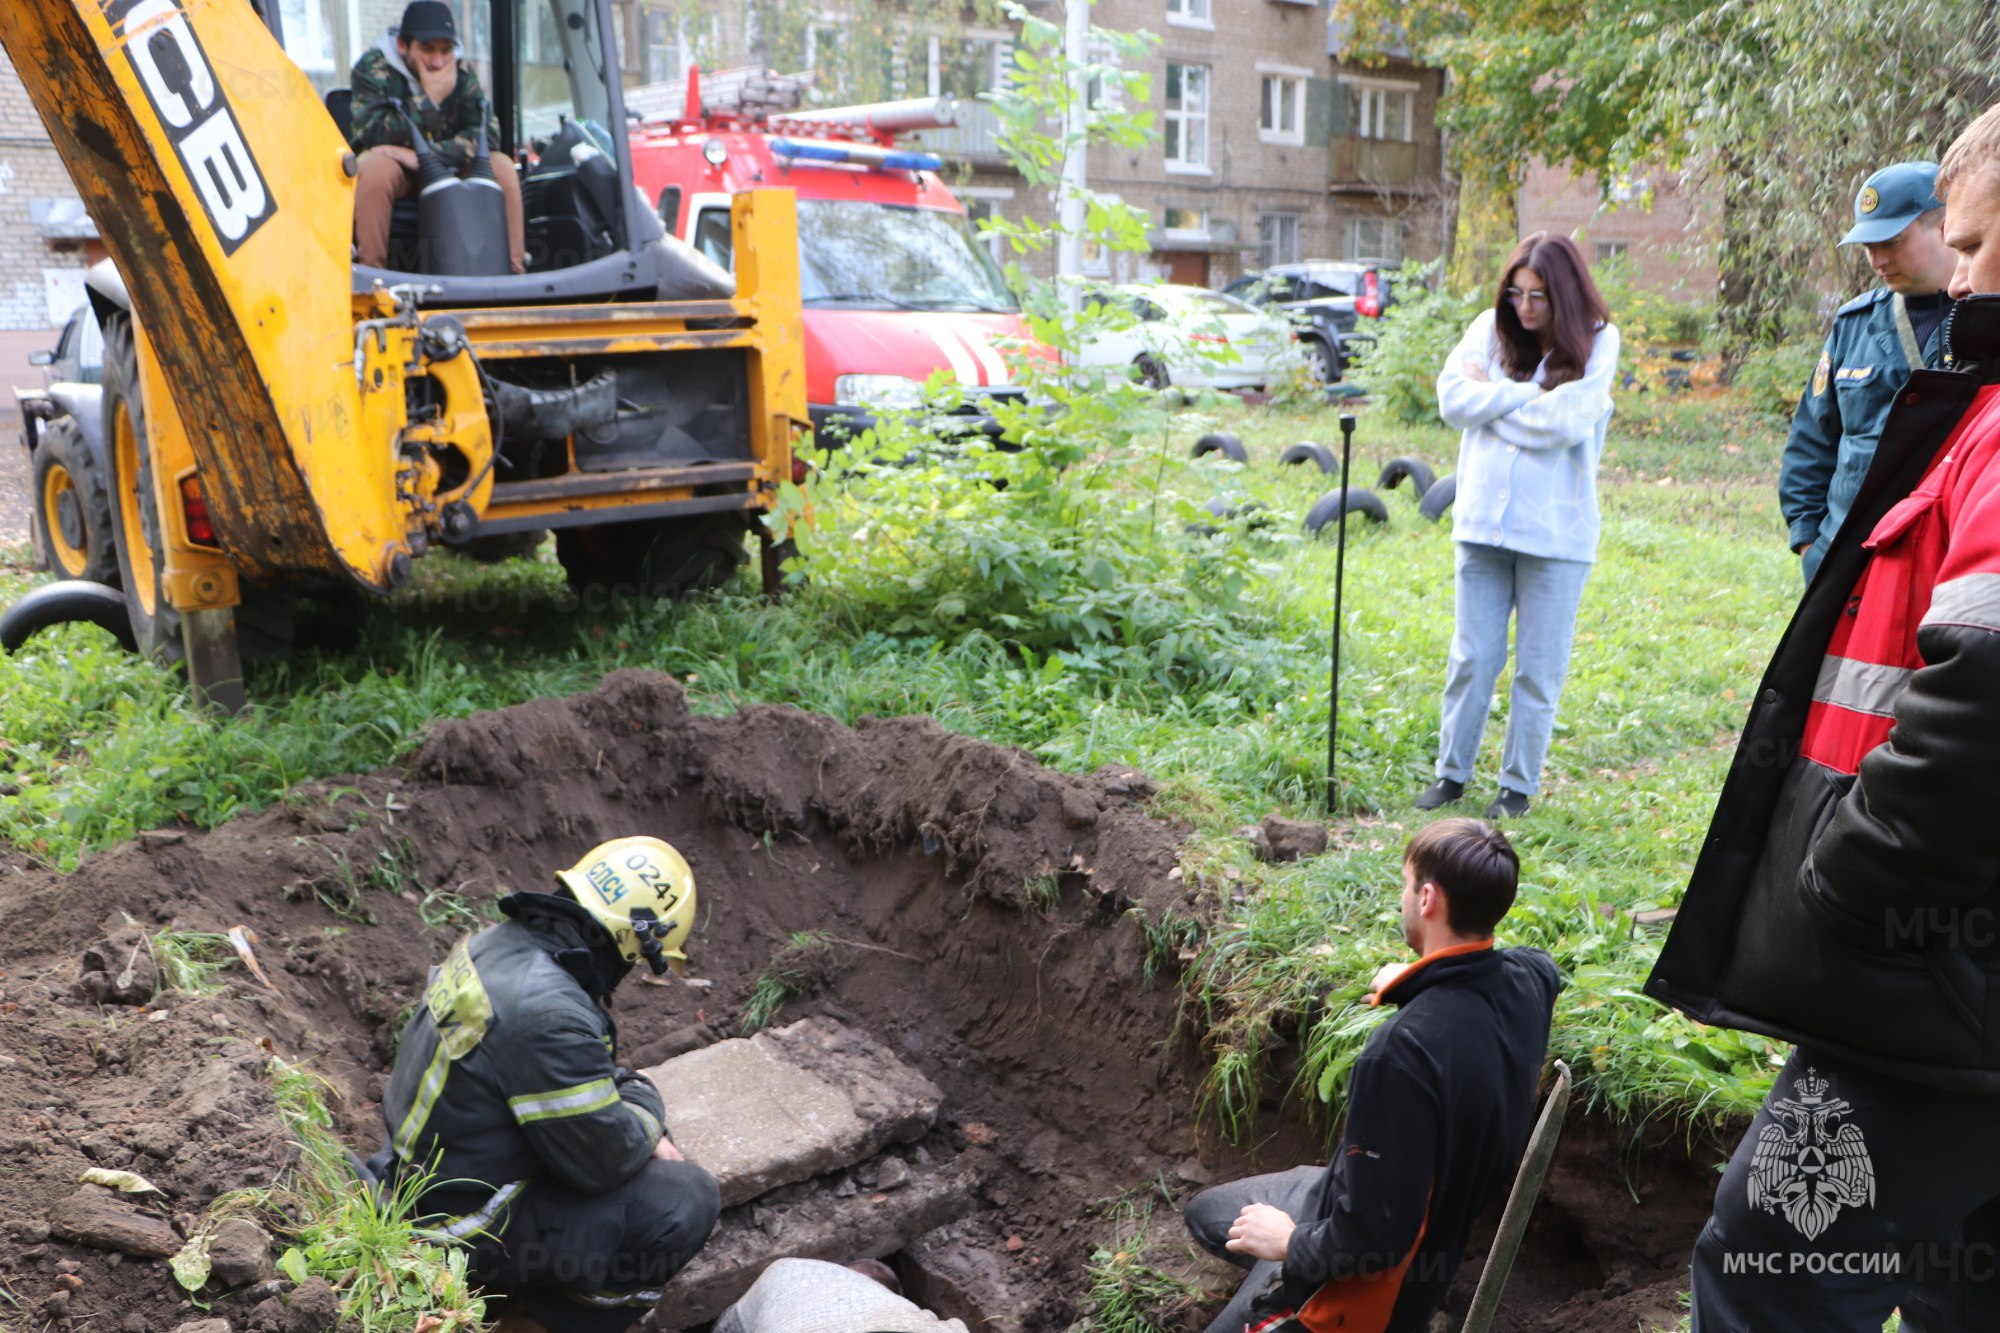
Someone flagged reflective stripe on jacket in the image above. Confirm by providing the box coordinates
[1650,296,2000,1089]
[381,912,665,1222]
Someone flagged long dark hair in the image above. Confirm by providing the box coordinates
[1492,233,1609,387]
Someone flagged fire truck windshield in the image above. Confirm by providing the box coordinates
[798,202,1016,312]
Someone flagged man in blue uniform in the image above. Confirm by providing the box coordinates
[1780,162,1957,581]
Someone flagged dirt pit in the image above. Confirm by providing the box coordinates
[0,670,1723,1332]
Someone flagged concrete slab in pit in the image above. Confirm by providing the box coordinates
[653,1159,979,1328]
[646,1016,945,1207]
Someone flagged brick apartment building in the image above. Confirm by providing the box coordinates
[0,49,101,333]
[1517,158,1719,302]
[897,0,1451,286]
[0,0,1455,340]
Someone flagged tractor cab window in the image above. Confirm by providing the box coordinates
[693,209,733,269]
[288,1,636,276]
[285,1,613,155]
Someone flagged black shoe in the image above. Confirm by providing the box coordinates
[1484,789,1531,819]
[1415,779,1465,810]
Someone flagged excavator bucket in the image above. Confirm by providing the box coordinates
[0,1,404,589]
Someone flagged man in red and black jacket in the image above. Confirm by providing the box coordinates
[1648,107,2000,1330]
[1184,818,1560,1333]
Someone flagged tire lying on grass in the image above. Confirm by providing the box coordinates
[1191,432,1247,463]
[1278,442,1337,474]
[0,580,137,653]
[1375,455,1436,497]
[1185,497,1273,537]
[1303,486,1389,534]
[1419,474,1458,522]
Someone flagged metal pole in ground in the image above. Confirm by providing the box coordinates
[1460,1059,1575,1333]
[1326,412,1357,815]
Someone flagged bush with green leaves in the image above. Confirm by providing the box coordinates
[770,3,1284,694]
[794,427,1287,692]
[1731,341,1819,425]
[1348,261,1486,424]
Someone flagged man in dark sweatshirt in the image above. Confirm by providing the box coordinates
[1185,817,1561,1333]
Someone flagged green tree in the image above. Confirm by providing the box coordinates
[1336,0,2000,352]
[1626,0,1999,348]
[1332,0,1685,289]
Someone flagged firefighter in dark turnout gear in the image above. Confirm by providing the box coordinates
[373,837,719,1333]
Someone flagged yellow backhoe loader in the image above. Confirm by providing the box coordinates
[0,0,807,712]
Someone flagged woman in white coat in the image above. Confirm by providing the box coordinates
[1416,233,1620,818]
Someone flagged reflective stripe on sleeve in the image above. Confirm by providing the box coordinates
[566,1289,665,1308]
[628,1100,661,1144]
[438,1179,526,1239]
[391,1043,454,1162]
[1811,655,1914,718]
[1922,573,2000,634]
[507,1077,621,1124]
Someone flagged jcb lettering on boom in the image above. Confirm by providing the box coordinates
[110,0,275,253]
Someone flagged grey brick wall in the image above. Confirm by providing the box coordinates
[0,46,87,332]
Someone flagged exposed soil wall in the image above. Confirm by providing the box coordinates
[0,671,1720,1332]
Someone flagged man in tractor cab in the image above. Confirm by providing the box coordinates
[348,0,525,273]
[370,836,720,1332]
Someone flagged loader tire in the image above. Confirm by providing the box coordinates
[102,316,184,664]
[557,512,750,602]
[33,416,119,586]
[447,529,547,564]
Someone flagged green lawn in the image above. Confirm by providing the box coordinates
[0,381,1797,1134]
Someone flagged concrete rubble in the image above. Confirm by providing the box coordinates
[647,1015,944,1207]
[646,1017,981,1328]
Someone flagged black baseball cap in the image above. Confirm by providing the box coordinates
[399,1,457,43]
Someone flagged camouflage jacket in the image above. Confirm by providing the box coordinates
[347,40,499,171]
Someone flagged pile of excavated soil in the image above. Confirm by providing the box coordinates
[0,670,1718,1332]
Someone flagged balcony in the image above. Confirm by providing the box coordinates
[906,102,1010,170]
[1329,135,1441,194]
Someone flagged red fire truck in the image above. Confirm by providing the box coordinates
[631,72,1037,446]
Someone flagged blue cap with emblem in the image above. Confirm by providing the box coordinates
[1840,162,1944,245]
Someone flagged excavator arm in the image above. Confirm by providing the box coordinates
[0,0,420,590]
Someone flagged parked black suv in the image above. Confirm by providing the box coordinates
[1224,262,1393,383]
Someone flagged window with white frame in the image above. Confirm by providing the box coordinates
[1163,206,1208,238]
[1164,63,1210,171]
[1594,239,1630,262]
[929,33,1008,99]
[1346,80,1415,142]
[1082,191,1122,275]
[806,17,844,79]
[1166,0,1213,26]
[278,0,335,72]
[1084,42,1124,112]
[1347,216,1403,263]
[1259,73,1304,144]
[640,9,717,84]
[1258,213,1300,268]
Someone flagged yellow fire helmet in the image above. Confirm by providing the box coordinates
[553,836,698,975]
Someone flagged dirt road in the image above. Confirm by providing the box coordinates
[0,412,28,549]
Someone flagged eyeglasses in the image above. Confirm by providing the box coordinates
[1504,287,1550,308]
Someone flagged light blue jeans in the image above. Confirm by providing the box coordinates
[1436,541,1593,797]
